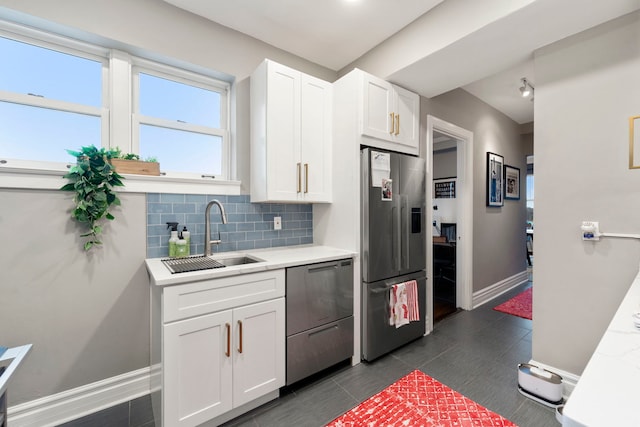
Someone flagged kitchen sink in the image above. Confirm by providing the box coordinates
[216,256,262,266]
[162,254,263,274]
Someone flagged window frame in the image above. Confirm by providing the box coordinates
[0,22,110,170]
[131,59,231,180]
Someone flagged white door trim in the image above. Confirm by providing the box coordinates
[426,115,474,333]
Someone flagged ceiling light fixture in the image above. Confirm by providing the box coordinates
[519,77,534,99]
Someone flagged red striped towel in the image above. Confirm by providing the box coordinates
[405,280,420,321]
[389,280,420,328]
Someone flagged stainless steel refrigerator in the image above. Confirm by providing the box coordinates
[361,147,426,361]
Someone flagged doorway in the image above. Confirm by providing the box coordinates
[432,133,458,321]
[426,116,473,333]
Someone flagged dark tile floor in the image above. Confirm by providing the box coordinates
[61,275,557,427]
[220,279,557,427]
[57,394,154,427]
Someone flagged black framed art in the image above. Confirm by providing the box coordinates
[486,152,504,207]
[504,165,520,200]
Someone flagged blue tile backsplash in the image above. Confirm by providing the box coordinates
[146,194,313,258]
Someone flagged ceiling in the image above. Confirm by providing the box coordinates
[163,0,640,125]
[463,58,536,125]
[163,0,444,71]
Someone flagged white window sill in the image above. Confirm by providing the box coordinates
[0,163,242,195]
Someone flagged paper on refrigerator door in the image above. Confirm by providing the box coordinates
[371,151,390,187]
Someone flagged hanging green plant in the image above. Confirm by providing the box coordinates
[60,145,125,251]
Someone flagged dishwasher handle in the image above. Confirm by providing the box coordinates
[306,263,339,273]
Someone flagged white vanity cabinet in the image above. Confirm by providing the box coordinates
[152,269,285,427]
[360,71,420,155]
[250,59,332,203]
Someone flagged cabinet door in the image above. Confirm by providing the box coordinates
[300,74,332,202]
[232,298,285,408]
[266,61,301,201]
[164,310,233,427]
[393,84,420,153]
[361,73,394,141]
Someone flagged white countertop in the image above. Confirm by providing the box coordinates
[145,244,356,286]
[563,269,640,426]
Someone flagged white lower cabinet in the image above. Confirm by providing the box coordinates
[164,310,233,426]
[153,270,286,427]
[232,299,285,407]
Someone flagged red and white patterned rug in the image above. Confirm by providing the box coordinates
[493,287,532,320]
[327,370,517,427]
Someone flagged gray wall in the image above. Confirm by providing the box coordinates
[0,190,148,403]
[0,0,335,406]
[422,89,528,293]
[520,123,534,157]
[533,11,640,375]
[433,148,457,179]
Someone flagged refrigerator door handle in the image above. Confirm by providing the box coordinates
[371,283,395,294]
[391,204,398,271]
[400,195,409,270]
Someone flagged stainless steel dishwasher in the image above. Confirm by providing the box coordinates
[286,258,353,385]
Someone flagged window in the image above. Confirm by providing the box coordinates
[0,32,107,165]
[133,64,229,178]
[0,19,234,191]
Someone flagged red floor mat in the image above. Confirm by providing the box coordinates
[327,370,517,426]
[493,288,532,320]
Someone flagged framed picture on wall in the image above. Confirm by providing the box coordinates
[504,165,520,200]
[486,152,504,207]
[434,179,456,198]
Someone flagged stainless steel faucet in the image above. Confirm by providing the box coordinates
[204,199,228,256]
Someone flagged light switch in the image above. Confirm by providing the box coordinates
[274,216,282,230]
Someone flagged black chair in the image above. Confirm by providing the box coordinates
[433,243,456,285]
[526,231,533,266]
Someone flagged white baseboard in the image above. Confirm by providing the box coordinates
[472,270,529,308]
[8,367,153,427]
[528,359,580,399]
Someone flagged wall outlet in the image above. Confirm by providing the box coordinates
[581,221,600,241]
[274,216,282,230]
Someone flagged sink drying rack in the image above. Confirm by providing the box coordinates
[162,256,226,274]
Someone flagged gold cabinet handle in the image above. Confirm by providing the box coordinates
[389,113,395,134]
[225,323,230,357]
[304,163,309,193]
[395,114,400,135]
[237,320,243,354]
[297,163,301,193]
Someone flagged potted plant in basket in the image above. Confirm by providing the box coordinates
[109,149,160,176]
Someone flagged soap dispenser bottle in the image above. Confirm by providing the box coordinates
[166,222,179,257]
[176,232,188,258]
[181,226,191,256]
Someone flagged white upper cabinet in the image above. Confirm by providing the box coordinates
[362,73,394,139]
[251,59,332,203]
[361,72,420,155]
